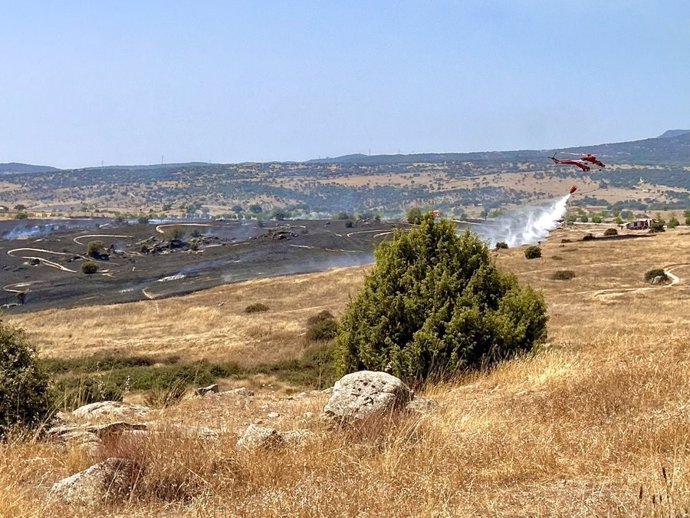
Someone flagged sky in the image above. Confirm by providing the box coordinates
[1,1,689,168]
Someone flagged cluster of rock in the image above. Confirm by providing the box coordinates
[48,371,435,506]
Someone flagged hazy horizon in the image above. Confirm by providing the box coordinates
[1,1,688,169]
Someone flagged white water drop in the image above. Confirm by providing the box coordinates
[474,195,570,247]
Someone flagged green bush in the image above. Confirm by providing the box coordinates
[591,215,603,224]
[650,217,665,232]
[307,310,335,327]
[335,216,547,383]
[551,270,576,281]
[52,377,124,410]
[307,319,339,341]
[524,245,542,259]
[86,240,105,258]
[0,320,50,436]
[406,207,423,225]
[603,228,618,236]
[163,226,186,240]
[81,260,99,274]
[644,269,669,283]
[668,215,679,229]
[495,242,509,250]
[245,303,269,313]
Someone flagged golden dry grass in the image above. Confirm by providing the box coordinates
[4,228,690,516]
[9,266,369,365]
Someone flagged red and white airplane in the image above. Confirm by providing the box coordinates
[549,153,605,172]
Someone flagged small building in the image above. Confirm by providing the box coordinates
[626,219,651,230]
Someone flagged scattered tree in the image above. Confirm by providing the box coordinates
[335,216,547,383]
[406,207,423,225]
[86,240,107,259]
[524,245,542,259]
[81,260,99,274]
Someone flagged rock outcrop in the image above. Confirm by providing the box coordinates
[71,401,151,419]
[236,424,315,451]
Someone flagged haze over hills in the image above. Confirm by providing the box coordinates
[1,131,689,218]
[309,130,690,165]
[2,130,689,173]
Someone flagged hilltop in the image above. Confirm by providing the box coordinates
[0,162,59,174]
[309,130,690,165]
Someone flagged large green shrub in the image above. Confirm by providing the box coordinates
[335,216,547,383]
[0,319,50,436]
[81,260,99,274]
[86,240,105,258]
[524,245,542,259]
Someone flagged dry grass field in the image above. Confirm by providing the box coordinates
[3,226,690,516]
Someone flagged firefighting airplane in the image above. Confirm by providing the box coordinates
[549,153,606,172]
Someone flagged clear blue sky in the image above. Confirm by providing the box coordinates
[1,1,688,168]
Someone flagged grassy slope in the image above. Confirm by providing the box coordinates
[4,226,690,516]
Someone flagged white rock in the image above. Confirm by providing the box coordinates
[323,371,412,426]
[236,424,283,450]
[71,401,150,419]
[49,458,139,505]
[236,425,315,450]
[218,387,254,398]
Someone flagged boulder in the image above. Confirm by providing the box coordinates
[280,429,316,446]
[236,424,315,451]
[49,458,139,505]
[72,401,150,419]
[236,424,283,450]
[323,371,412,426]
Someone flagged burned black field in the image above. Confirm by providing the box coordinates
[0,218,401,312]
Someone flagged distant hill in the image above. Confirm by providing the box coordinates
[309,132,690,166]
[0,162,59,174]
[658,129,690,139]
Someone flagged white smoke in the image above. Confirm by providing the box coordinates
[474,195,570,248]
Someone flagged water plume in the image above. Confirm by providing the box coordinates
[474,195,570,247]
